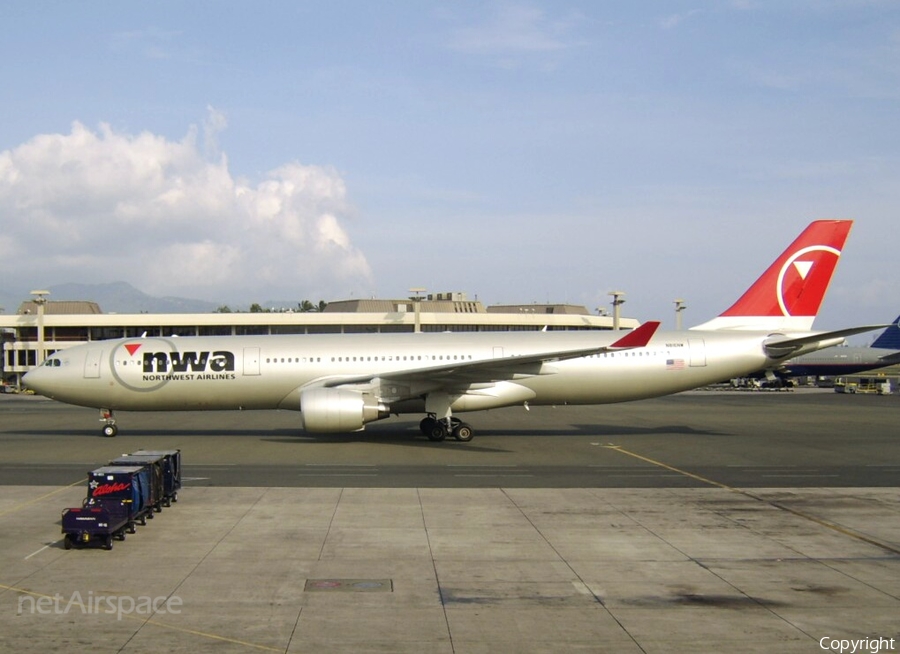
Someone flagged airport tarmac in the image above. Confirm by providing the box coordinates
[1,391,899,652]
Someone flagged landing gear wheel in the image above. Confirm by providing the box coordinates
[453,423,474,442]
[427,423,448,442]
[99,409,117,437]
[419,417,437,435]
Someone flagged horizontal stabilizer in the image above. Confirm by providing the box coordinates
[764,324,890,359]
[877,350,900,365]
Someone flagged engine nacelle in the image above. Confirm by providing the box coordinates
[299,387,389,433]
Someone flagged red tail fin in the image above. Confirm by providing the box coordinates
[693,220,852,332]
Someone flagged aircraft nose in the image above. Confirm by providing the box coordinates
[22,368,37,388]
[22,367,47,395]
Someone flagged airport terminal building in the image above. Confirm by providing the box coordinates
[1,293,634,387]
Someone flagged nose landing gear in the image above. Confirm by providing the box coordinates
[100,409,118,437]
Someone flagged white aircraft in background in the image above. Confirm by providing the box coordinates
[24,220,883,442]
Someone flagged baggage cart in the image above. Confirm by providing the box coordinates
[63,465,150,549]
[130,449,181,505]
[108,454,165,513]
[87,465,154,527]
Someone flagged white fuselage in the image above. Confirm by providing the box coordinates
[24,330,775,414]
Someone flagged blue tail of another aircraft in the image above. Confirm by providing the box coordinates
[871,315,900,349]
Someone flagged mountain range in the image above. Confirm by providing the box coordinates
[1,282,224,314]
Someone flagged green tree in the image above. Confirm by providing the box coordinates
[297,300,328,312]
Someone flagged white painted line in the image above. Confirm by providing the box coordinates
[24,545,50,560]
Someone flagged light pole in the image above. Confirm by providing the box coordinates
[30,290,50,367]
[409,287,426,333]
[674,299,687,331]
[609,291,625,330]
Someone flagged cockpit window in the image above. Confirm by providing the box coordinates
[42,358,62,367]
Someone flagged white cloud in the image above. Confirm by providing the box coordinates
[202,105,228,158]
[0,111,373,302]
[659,10,701,30]
[447,3,586,67]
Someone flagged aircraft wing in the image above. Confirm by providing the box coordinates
[763,324,892,358]
[317,321,661,391]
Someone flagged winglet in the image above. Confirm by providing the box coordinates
[610,321,661,349]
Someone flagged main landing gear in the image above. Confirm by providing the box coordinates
[419,415,474,443]
[100,409,118,437]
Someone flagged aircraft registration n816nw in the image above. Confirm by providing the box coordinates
[24,220,884,442]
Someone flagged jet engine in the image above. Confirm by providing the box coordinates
[299,387,389,433]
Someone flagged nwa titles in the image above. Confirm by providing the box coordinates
[112,339,237,390]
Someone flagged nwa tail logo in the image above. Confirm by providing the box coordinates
[143,351,235,374]
[776,245,841,317]
[720,220,851,319]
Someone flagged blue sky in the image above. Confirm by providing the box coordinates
[1,1,898,331]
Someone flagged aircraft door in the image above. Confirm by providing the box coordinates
[688,339,707,367]
[243,347,260,376]
[493,347,504,359]
[83,349,103,378]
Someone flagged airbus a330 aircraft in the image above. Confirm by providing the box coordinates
[24,220,883,442]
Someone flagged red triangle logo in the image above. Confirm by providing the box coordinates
[124,343,142,356]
